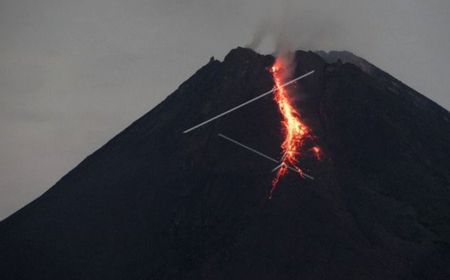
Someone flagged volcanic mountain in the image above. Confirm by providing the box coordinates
[1,47,449,280]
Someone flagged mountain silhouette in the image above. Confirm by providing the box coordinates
[1,47,449,279]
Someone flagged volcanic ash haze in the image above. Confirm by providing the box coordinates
[0,47,450,280]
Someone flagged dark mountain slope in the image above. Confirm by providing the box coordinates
[1,47,449,280]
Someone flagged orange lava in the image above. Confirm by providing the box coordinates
[312,146,321,160]
[269,57,313,198]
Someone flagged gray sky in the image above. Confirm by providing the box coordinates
[1,0,449,220]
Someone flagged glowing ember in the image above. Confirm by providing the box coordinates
[311,146,322,160]
[269,57,313,198]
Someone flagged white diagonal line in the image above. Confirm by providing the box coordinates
[271,163,285,172]
[183,70,315,134]
[218,133,314,180]
[218,133,279,163]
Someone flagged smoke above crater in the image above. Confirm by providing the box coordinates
[0,0,449,221]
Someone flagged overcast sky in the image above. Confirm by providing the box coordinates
[1,0,449,220]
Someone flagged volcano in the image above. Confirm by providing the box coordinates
[1,47,449,280]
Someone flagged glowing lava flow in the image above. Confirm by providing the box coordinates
[269,57,314,198]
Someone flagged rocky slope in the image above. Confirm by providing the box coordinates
[1,47,449,279]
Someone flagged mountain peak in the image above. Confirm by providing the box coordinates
[1,47,449,280]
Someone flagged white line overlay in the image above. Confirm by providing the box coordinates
[218,133,314,180]
[183,70,315,134]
